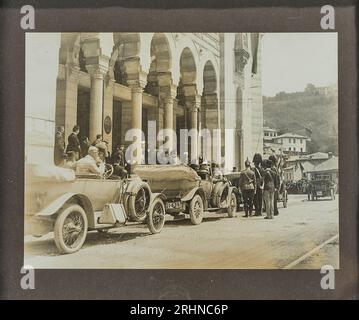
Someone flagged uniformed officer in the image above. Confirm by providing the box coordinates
[239,159,257,217]
[253,153,265,216]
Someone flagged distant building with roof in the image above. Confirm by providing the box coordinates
[273,133,309,154]
[283,152,336,182]
[263,128,310,156]
[263,127,279,141]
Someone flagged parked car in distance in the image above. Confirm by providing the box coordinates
[25,164,165,254]
[307,178,337,201]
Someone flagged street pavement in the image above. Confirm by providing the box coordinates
[24,194,339,269]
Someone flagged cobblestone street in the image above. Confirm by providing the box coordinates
[24,194,339,269]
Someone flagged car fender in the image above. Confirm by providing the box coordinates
[36,193,95,228]
[147,192,166,216]
[151,192,167,203]
[181,187,207,209]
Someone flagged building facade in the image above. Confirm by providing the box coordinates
[274,133,308,154]
[25,33,263,172]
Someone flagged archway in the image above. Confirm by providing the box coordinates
[201,60,219,163]
[177,47,198,162]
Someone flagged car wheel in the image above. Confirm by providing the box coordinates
[54,204,88,254]
[227,192,237,218]
[189,194,204,225]
[126,182,151,222]
[147,197,166,234]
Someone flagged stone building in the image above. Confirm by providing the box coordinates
[25,33,263,172]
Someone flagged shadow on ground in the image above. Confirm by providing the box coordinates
[24,230,151,257]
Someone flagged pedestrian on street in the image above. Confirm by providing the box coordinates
[54,126,66,166]
[66,125,81,160]
[253,153,265,216]
[269,155,280,216]
[263,159,275,219]
[239,159,256,217]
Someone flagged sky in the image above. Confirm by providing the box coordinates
[261,33,338,96]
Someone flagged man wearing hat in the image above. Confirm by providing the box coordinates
[253,153,265,216]
[238,159,257,217]
[268,155,280,216]
[76,146,105,175]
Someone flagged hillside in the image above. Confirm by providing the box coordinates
[263,87,338,154]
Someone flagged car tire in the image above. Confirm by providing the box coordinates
[126,182,151,222]
[227,192,237,218]
[189,194,204,225]
[147,197,166,234]
[54,204,88,254]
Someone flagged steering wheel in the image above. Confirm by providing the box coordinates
[103,164,114,179]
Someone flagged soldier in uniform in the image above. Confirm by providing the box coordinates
[268,155,280,216]
[253,153,265,216]
[239,159,257,217]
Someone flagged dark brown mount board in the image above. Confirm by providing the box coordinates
[0,0,358,300]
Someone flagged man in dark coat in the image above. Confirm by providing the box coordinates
[80,136,91,158]
[239,159,257,217]
[268,155,280,216]
[66,125,81,160]
[112,144,127,178]
[263,159,276,219]
[54,126,65,166]
[253,153,265,216]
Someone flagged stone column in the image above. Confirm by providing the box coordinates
[163,90,177,152]
[130,86,143,132]
[128,76,147,164]
[158,73,177,153]
[187,96,201,163]
[87,62,108,143]
[203,93,221,163]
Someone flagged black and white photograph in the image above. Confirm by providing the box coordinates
[24,32,339,269]
[1,0,358,302]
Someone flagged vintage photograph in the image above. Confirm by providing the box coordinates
[24,32,338,269]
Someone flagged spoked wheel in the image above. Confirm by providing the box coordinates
[126,183,151,222]
[54,204,88,254]
[227,192,237,218]
[147,197,166,234]
[189,194,204,225]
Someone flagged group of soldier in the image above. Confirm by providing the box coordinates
[238,153,281,219]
